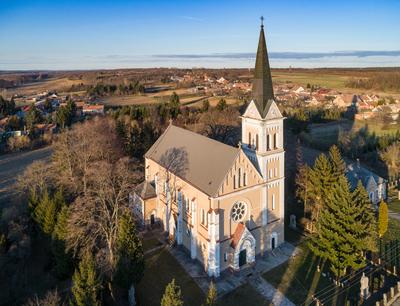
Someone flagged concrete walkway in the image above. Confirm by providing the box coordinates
[167,241,299,304]
[250,275,295,306]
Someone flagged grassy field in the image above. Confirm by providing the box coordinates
[136,246,271,306]
[262,242,333,305]
[272,70,350,90]
[136,248,204,306]
[307,118,400,151]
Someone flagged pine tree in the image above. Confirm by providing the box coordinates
[53,187,66,212]
[43,196,57,235]
[114,212,145,289]
[203,281,217,306]
[352,181,377,252]
[378,200,388,238]
[161,279,183,306]
[52,206,73,279]
[309,175,366,277]
[71,252,102,306]
[307,153,334,230]
[28,187,40,215]
[296,163,310,215]
[328,145,346,180]
[33,189,51,229]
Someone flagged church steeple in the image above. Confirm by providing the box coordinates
[252,17,274,118]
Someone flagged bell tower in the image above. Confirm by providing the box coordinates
[241,18,285,230]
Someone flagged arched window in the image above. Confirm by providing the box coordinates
[233,175,236,189]
[243,172,247,186]
[267,134,270,150]
[248,132,251,148]
[256,134,259,151]
[274,133,278,149]
[238,169,241,188]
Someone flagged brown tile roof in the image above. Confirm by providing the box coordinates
[134,181,156,200]
[145,124,239,197]
[230,222,245,249]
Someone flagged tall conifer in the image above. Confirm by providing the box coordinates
[329,145,346,180]
[114,212,145,289]
[161,279,183,306]
[71,252,101,306]
[352,181,377,252]
[310,176,365,277]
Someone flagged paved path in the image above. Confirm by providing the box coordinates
[0,146,52,205]
[251,275,295,306]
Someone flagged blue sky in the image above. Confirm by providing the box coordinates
[1,0,400,69]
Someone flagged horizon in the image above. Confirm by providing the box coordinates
[1,0,400,70]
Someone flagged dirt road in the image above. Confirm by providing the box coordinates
[0,146,52,205]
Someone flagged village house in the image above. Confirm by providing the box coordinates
[346,162,387,208]
[132,23,285,277]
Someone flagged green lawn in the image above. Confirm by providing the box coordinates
[142,237,163,252]
[136,247,272,306]
[136,248,204,306]
[219,284,270,306]
[262,242,333,305]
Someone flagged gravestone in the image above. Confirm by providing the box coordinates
[289,214,297,229]
[360,272,370,300]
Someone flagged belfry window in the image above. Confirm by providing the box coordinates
[274,133,278,149]
[248,132,251,148]
[267,134,271,150]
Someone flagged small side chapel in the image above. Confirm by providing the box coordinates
[132,20,285,277]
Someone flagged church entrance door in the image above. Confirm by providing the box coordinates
[239,249,247,267]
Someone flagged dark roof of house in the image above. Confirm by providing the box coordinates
[145,124,240,197]
[252,23,275,118]
[134,181,157,200]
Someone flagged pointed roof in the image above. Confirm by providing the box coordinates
[252,20,275,118]
[134,181,156,200]
[145,125,240,196]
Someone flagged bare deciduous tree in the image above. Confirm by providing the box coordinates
[380,142,400,177]
[52,117,123,196]
[65,158,139,277]
[198,107,240,145]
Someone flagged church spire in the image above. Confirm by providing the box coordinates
[252,17,274,118]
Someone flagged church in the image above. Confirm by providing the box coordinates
[132,21,285,277]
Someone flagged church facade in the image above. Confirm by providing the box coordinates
[132,23,285,277]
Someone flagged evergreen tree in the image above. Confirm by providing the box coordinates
[52,206,73,279]
[378,200,388,238]
[161,279,183,306]
[169,92,180,119]
[202,99,210,112]
[309,176,366,277]
[25,103,42,130]
[307,153,334,230]
[53,187,66,211]
[203,281,217,306]
[216,98,227,111]
[43,196,57,235]
[33,189,51,229]
[114,212,145,289]
[352,181,377,252]
[71,252,102,306]
[28,187,40,215]
[328,145,346,180]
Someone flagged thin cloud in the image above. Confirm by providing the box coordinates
[179,15,204,22]
[154,50,400,60]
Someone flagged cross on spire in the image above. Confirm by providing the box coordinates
[260,16,264,28]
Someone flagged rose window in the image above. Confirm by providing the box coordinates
[231,202,247,222]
